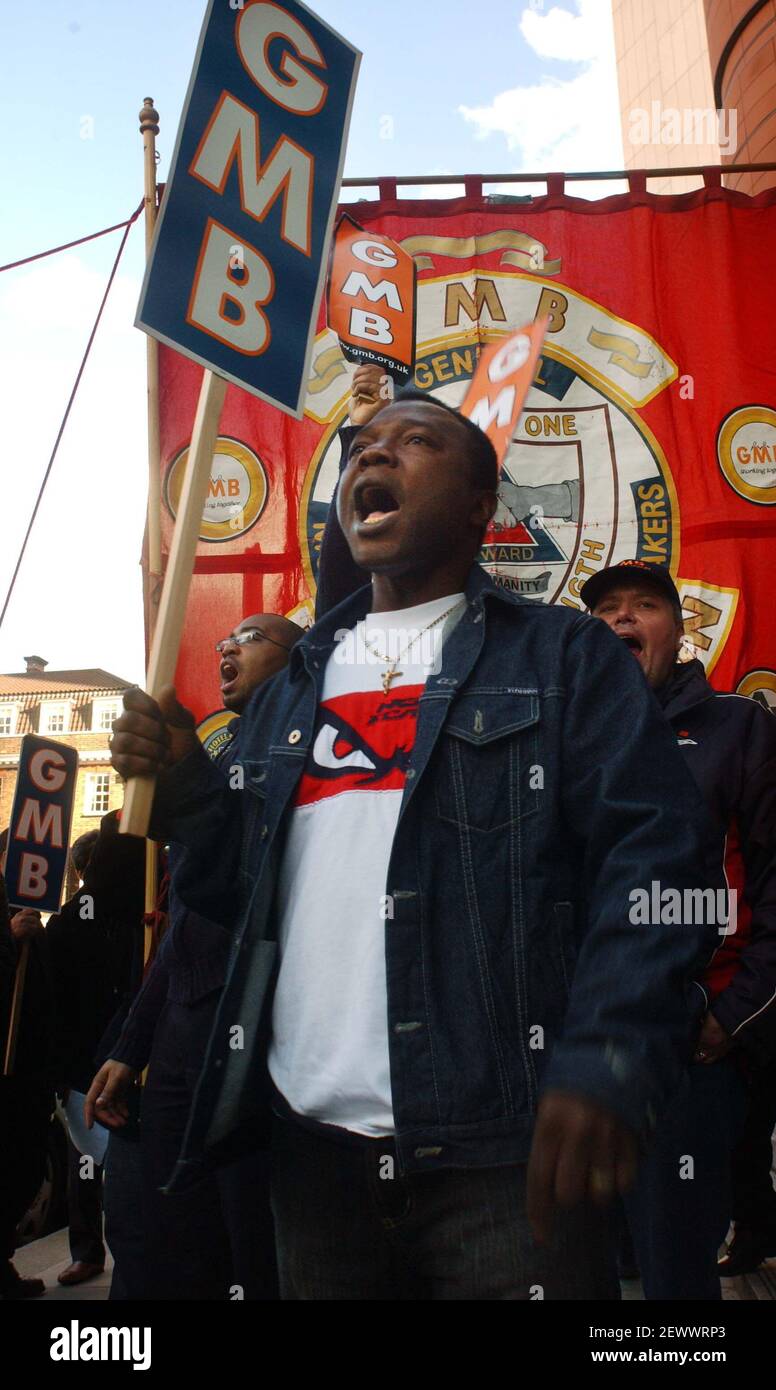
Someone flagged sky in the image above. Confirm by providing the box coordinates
[0,0,623,685]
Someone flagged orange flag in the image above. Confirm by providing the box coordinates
[461,318,549,463]
[327,213,417,385]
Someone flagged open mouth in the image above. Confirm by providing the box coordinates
[621,635,644,655]
[220,659,239,689]
[353,481,401,528]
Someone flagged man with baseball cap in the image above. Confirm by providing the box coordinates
[583,559,776,1299]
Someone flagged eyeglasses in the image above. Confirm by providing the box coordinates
[215,628,292,655]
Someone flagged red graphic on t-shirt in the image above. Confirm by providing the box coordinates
[295,687,423,807]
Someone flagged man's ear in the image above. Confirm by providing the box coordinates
[472,490,498,532]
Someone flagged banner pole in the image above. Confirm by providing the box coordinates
[139,97,162,618]
[3,941,30,1076]
[138,98,162,955]
[120,368,228,839]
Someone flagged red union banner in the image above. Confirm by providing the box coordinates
[152,181,776,742]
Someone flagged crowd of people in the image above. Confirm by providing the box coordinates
[2,366,775,1300]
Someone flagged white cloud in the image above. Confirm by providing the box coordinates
[520,0,603,62]
[459,0,625,198]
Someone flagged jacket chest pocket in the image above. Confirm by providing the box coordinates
[434,692,541,832]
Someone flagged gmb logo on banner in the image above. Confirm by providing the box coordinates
[302,237,678,597]
[299,232,744,677]
[717,406,776,507]
[165,437,268,542]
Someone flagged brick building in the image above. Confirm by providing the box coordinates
[704,0,776,194]
[0,655,131,860]
[612,0,776,193]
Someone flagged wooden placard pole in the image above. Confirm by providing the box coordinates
[3,940,30,1076]
[120,368,228,838]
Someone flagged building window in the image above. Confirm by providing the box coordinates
[40,702,70,735]
[0,706,17,736]
[92,699,121,733]
[84,772,111,816]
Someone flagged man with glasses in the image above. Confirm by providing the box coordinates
[86,611,303,1300]
[216,614,304,715]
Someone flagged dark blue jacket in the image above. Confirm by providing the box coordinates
[154,565,718,1191]
[657,659,776,1059]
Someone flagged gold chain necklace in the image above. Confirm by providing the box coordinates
[364,599,465,694]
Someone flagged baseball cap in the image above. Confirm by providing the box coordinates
[580,560,682,614]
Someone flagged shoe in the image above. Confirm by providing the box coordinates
[0,1262,46,1299]
[718,1227,776,1277]
[57,1261,105,1286]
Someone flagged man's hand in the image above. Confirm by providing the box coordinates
[10,908,43,942]
[349,364,393,428]
[694,1010,733,1064]
[527,1089,638,1243]
[84,1060,139,1129]
[110,685,198,780]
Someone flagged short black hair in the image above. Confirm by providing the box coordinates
[71,830,99,875]
[393,387,500,492]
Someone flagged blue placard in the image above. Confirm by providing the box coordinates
[4,736,79,913]
[136,0,360,417]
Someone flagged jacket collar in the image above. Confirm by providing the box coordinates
[289,564,521,681]
[656,658,715,720]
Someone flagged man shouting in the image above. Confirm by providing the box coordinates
[111,395,717,1300]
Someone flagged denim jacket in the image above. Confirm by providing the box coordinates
[154,565,718,1191]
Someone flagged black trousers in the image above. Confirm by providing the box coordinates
[0,1075,52,1266]
[140,993,278,1300]
[65,1133,105,1265]
[270,1110,620,1301]
[731,1058,776,1231]
[103,1129,146,1299]
[625,1058,747,1300]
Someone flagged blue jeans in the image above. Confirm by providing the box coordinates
[270,1112,620,1300]
[103,1130,146,1300]
[625,1057,748,1300]
[141,996,278,1300]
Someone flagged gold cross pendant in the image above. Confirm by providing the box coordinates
[381,669,402,694]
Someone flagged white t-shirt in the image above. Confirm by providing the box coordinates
[268,592,466,1136]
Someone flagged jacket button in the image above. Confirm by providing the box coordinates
[260,825,268,840]
[288,730,302,744]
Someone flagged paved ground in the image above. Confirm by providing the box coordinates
[12,1225,776,1301]
[13,1228,113,1301]
[621,1261,776,1301]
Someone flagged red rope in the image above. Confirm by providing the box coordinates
[0,200,144,274]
